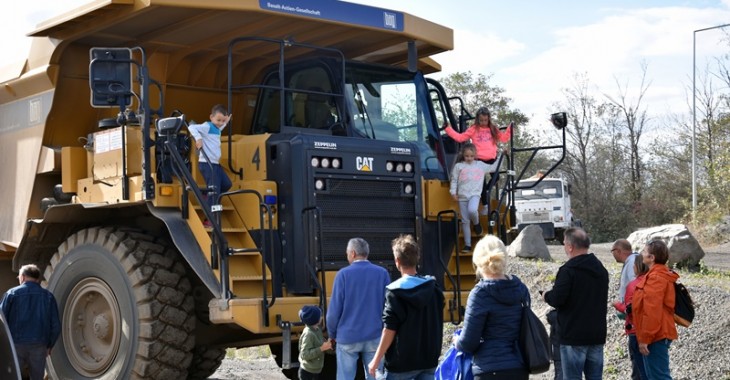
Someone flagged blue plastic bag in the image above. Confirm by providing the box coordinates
[435,330,473,380]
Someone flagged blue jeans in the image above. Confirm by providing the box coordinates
[628,334,648,380]
[560,344,603,380]
[199,163,232,213]
[336,338,381,380]
[385,367,436,380]
[15,343,47,380]
[642,339,672,380]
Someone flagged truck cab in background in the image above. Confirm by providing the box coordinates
[512,176,578,242]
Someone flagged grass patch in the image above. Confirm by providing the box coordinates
[226,345,272,360]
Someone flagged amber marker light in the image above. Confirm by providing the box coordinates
[159,185,174,196]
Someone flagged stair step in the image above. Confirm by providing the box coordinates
[228,249,261,256]
[231,275,269,281]
[205,226,247,233]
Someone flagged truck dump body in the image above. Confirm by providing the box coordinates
[0,0,452,246]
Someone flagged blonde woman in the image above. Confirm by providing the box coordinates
[455,235,529,380]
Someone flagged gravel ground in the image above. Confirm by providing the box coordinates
[210,242,730,379]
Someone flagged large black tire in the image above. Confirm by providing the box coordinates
[44,227,196,379]
[187,346,226,380]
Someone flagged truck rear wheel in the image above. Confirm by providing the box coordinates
[187,345,226,379]
[44,227,196,379]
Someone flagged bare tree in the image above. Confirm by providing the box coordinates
[604,62,651,204]
[559,73,602,206]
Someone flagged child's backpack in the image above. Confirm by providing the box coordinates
[673,282,695,327]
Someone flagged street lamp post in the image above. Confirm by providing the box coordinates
[692,23,730,219]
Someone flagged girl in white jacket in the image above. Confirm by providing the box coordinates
[450,143,495,251]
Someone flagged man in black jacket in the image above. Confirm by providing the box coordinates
[367,234,444,379]
[543,227,609,380]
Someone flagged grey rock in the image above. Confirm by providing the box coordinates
[507,224,552,261]
[627,224,705,267]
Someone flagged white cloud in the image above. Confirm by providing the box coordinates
[476,5,730,127]
[0,1,89,68]
[432,28,525,76]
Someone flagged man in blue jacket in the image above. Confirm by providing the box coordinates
[1,264,61,380]
[327,238,391,379]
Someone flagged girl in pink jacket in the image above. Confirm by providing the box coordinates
[445,107,512,164]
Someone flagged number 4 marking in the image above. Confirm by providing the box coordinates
[252,147,260,171]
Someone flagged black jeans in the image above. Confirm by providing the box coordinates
[298,367,319,380]
[479,158,497,206]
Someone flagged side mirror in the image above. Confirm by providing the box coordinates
[89,48,132,108]
[157,115,185,136]
[551,112,568,129]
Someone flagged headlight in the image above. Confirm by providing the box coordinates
[332,158,341,169]
[396,163,404,173]
[386,161,394,172]
[321,157,330,168]
[311,157,320,167]
[404,162,413,173]
[404,183,414,194]
[315,179,326,191]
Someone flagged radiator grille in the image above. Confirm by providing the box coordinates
[521,211,550,223]
[316,179,415,264]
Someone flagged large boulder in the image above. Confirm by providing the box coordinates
[627,224,705,268]
[507,224,552,261]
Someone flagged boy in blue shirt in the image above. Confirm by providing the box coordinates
[188,104,233,225]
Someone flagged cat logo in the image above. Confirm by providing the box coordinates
[356,156,374,172]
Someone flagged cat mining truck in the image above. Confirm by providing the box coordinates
[0,0,567,378]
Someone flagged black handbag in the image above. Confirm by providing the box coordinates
[519,301,552,374]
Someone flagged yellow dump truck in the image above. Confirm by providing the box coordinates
[0,0,566,378]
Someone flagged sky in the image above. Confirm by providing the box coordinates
[3,0,730,130]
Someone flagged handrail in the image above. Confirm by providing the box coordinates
[226,36,346,179]
[436,209,462,324]
[484,154,507,237]
[165,137,279,317]
[500,122,567,240]
[301,206,328,328]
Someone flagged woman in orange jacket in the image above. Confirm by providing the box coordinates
[632,240,679,380]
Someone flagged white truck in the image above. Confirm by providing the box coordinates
[512,176,577,242]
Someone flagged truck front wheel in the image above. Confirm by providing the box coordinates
[44,227,196,379]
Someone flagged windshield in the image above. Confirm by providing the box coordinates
[345,66,445,175]
[515,180,564,200]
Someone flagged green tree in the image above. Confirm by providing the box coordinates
[436,71,549,177]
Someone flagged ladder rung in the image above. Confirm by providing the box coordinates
[230,275,267,281]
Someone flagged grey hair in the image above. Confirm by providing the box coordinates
[347,237,369,258]
[19,264,41,280]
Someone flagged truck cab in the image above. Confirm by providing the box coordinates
[512,176,576,242]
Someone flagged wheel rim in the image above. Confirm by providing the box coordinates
[63,277,121,377]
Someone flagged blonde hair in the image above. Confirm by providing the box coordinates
[472,235,507,277]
